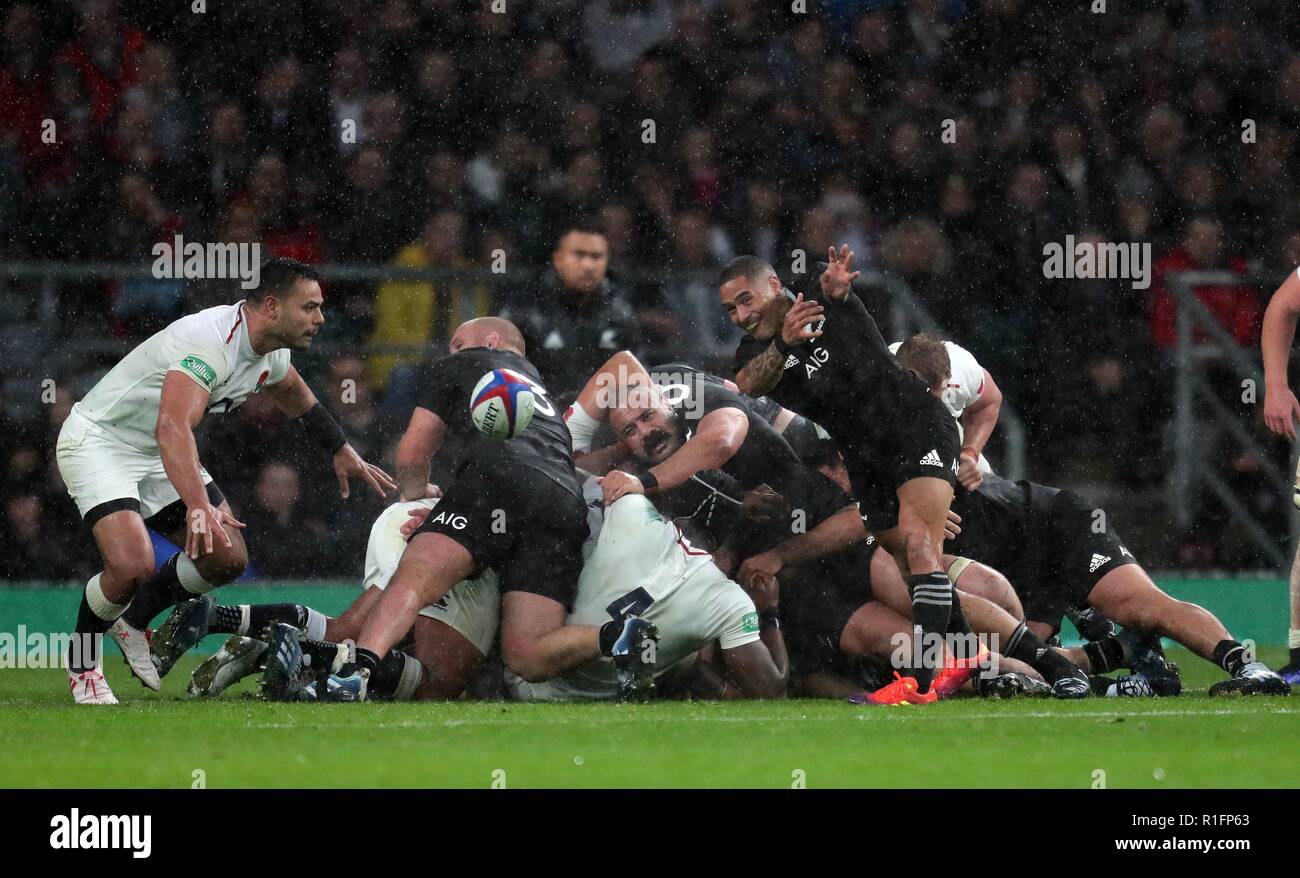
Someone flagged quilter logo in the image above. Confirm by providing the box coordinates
[50,809,151,858]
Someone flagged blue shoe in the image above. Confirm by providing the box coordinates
[611,617,659,704]
[1278,664,1300,686]
[260,624,307,701]
[300,670,369,702]
[151,595,213,678]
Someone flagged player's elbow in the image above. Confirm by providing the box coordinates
[733,658,788,699]
[740,668,788,699]
[154,414,187,445]
[500,638,553,683]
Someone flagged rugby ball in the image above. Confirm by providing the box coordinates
[470,369,535,439]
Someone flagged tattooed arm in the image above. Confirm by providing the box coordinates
[735,341,785,396]
[735,291,825,394]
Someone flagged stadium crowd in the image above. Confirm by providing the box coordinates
[2,0,1300,580]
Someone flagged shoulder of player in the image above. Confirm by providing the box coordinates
[163,305,241,364]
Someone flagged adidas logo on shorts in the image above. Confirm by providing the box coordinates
[1088,553,1111,573]
[919,449,944,467]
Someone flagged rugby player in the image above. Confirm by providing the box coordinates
[54,257,394,704]
[1260,266,1300,684]
[188,470,786,702]
[163,491,495,701]
[948,473,1289,696]
[891,333,1002,489]
[338,317,655,699]
[570,352,1088,700]
[722,248,969,700]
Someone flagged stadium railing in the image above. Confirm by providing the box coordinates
[1168,270,1293,569]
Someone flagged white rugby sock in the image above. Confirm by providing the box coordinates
[303,608,329,642]
[86,573,128,621]
[1289,628,1300,650]
[391,653,425,701]
[175,554,217,595]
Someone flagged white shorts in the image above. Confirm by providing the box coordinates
[55,409,214,522]
[364,500,500,656]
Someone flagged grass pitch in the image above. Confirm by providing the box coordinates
[1,648,1296,788]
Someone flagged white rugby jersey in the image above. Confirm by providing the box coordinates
[888,339,985,418]
[72,303,291,454]
[508,482,760,701]
[890,339,993,473]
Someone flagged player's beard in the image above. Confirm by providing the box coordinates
[642,428,676,463]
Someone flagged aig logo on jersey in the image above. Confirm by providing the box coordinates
[429,509,468,530]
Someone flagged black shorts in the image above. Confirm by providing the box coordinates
[86,481,226,532]
[782,536,881,674]
[1017,490,1139,631]
[841,403,959,529]
[412,463,588,610]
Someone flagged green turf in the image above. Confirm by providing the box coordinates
[2,647,1295,789]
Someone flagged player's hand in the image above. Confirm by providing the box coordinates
[401,507,431,538]
[738,550,784,598]
[741,484,786,523]
[781,294,824,347]
[944,510,962,541]
[819,244,861,300]
[957,452,983,490]
[401,482,442,502]
[184,502,245,560]
[597,470,644,506]
[1262,385,1300,440]
[333,444,397,499]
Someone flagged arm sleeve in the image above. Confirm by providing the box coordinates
[422,356,464,422]
[709,582,761,651]
[263,350,292,386]
[163,329,230,394]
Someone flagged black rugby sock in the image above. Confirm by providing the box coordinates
[1006,622,1079,683]
[908,571,953,692]
[348,646,408,697]
[121,553,190,629]
[213,603,314,639]
[68,595,114,674]
[1213,640,1248,675]
[1084,636,1126,674]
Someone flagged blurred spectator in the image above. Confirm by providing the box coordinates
[1150,215,1257,351]
[500,219,642,394]
[367,210,492,391]
[2,4,1300,575]
[242,461,330,580]
[583,0,674,73]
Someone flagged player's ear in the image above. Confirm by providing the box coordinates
[485,331,500,349]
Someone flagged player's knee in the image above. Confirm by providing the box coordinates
[106,556,154,590]
[501,636,548,683]
[197,546,247,585]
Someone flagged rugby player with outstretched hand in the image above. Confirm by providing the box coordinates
[722,247,969,704]
[54,258,396,704]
